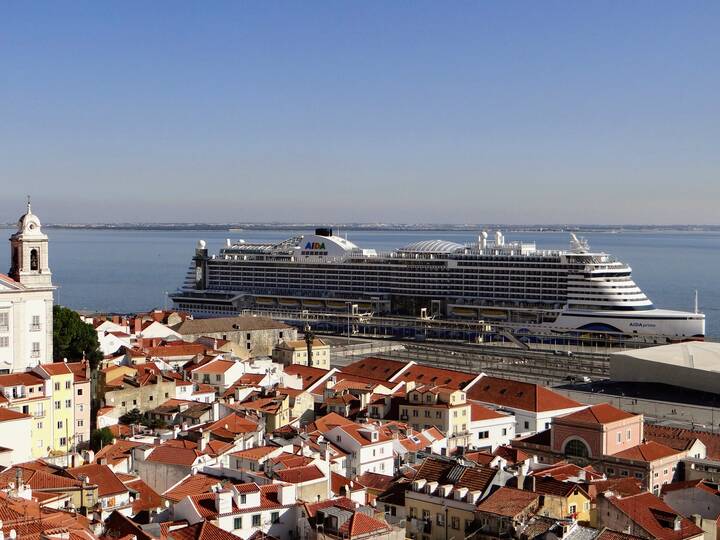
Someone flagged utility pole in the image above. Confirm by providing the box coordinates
[304,323,314,367]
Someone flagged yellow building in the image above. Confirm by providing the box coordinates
[272,338,331,370]
[0,372,53,458]
[34,363,76,455]
[526,476,592,524]
[405,457,503,540]
[400,384,471,450]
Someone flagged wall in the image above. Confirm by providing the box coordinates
[0,415,33,466]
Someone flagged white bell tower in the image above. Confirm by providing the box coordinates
[9,197,52,288]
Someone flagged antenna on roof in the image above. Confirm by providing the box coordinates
[694,289,699,314]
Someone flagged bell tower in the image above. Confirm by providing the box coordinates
[9,197,53,289]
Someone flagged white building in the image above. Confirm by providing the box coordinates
[0,407,33,467]
[324,423,394,477]
[0,201,55,373]
[468,401,516,451]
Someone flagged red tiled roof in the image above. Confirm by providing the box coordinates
[303,496,357,518]
[338,512,391,538]
[167,522,239,540]
[613,441,680,462]
[414,457,498,494]
[394,364,476,390]
[231,446,279,460]
[530,462,604,482]
[467,375,582,413]
[274,465,324,484]
[559,403,637,425]
[122,476,164,513]
[588,477,645,499]
[494,445,530,465]
[469,401,506,421]
[607,492,704,540]
[38,363,73,376]
[0,408,32,422]
[192,359,236,374]
[661,479,719,496]
[476,486,540,517]
[163,473,224,502]
[66,464,128,497]
[147,445,205,466]
[283,364,332,390]
[339,357,410,381]
[94,440,144,466]
[355,472,394,492]
[595,530,646,540]
[644,423,720,460]
[305,412,355,433]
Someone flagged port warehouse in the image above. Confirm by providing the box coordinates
[610,342,720,394]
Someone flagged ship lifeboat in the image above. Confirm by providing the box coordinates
[480,309,508,320]
[303,299,324,307]
[279,298,300,306]
[451,307,478,318]
[255,297,276,306]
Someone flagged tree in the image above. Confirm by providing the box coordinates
[53,306,103,369]
[119,408,143,425]
[89,427,114,451]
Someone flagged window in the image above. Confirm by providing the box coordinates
[0,337,8,348]
[627,429,632,440]
[31,342,40,358]
[413,410,418,417]
[569,504,577,514]
[246,333,251,340]
[453,411,458,418]
[133,400,137,405]
[60,437,67,446]
[435,411,442,418]
[479,431,489,439]
[54,382,60,391]
[617,432,622,443]
[607,467,615,475]
[246,343,251,350]
[65,381,71,389]
[565,439,590,458]
[279,331,283,339]
[620,470,628,477]
[37,422,43,429]
[436,513,444,526]
[121,401,126,407]
[30,249,39,271]
[271,512,280,524]
[79,404,84,412]
[502,428,507,436]
[54,401,61,410]
[451,516,460,530]
[240,494,246,504]
[234,517,242,529]
[424,410,430,418]
[31,315,41,331]
[78,420,84,427]
[545,422,551,430]
[409,507,417,518]
[634,472,644,479]
[77,388,83,396]
[65,399,71,408]
[57,421,63,429]
[0,313,8,331]
[524,421,530,429]
[252,514,261,527]
[165,392,169,398]
[663,468,668,475]
[149,396,153,401]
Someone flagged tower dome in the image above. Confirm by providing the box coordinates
[16,197,45,238]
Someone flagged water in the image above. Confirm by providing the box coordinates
[1,227,718,339]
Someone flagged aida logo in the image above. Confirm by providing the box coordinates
[304,242,326,250]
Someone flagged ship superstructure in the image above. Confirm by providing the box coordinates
[172,229,705,341]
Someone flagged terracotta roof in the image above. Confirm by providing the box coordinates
[595,530,646,540]
[0,372,45,387]
[558,403,637,425]
[469,401,507,421]
[335,424,392,446]
[607,492,704,540]
[231,446,279,460]
[339,357,411,381]
[0,467,83,491]
[66,464,128,497]
[660,479,720,496]
[613,441,680,462]
[337,512,391,538]
[143,343,208,358]
[303,496,357,518]
[476,486,540,517]
[163,473,224,502]
[274,464,324,484]
[205,412,259,437]
[467,375,582,413]
[644,423,720,460]
[0,408,32,422]
[188,483,289,517]
[524,475,590,499]
[38,363,73,376]
[172,316,290,335]
[167,522,239,540]
[355,472,395,492]
[393,364,476,390]
[306,411,355,433]
[192,359,237,374]
[278,338,327,350]
[494,445,530,465]
[94,440,144,466]
[530,462,604,482]
[147,444,205,466]
[121,476,164,513]
[589,477,645,498]
[283,364,332,391]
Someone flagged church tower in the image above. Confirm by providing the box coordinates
[9,197,53,288]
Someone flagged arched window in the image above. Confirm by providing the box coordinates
[30,249,39,271]
[565,439,590,458]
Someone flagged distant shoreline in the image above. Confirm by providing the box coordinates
[1,223,719,233]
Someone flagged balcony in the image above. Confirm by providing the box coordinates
[30,324,41,332]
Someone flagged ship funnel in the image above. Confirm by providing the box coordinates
[494,230,504,246]
[479,231,488,250]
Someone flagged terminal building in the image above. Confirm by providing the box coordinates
[610,342,720,395]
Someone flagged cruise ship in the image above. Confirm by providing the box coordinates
[171,229,705,341]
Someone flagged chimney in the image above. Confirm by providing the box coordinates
[578,469,586,482]
[674,516,682,531]
[215,490,232,514]
[134,318,142,335]
[278,484,296,506]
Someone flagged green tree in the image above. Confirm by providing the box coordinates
[89,427,114,451]
[53,306,103,369]
[120,408,143,425]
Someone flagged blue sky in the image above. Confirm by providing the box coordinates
[1,2,718,224]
